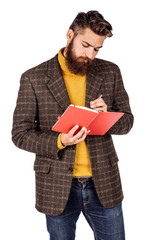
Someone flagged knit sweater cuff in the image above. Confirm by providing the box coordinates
[57,133,66,150]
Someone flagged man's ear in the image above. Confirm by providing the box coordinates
[66,29,74,43]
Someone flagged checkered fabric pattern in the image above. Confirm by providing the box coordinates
[12,54,134,216]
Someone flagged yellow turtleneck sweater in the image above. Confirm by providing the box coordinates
[57,48,92,177]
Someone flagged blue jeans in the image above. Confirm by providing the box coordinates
[46,178,125,240]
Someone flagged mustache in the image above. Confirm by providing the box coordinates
[76,56,92,64]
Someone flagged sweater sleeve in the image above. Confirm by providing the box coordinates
[57,133,66,150]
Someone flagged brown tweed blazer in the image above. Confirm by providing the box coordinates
[12,54,134,216]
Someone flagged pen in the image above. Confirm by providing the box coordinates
[98,95,103,112]
[91,95,103,107]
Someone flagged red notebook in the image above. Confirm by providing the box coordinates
[52,105,124,135]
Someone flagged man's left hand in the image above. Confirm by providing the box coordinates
[90,97,107,112]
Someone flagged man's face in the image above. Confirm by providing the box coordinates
[65,28,105,75]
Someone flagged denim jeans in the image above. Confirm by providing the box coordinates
[46,178,125,240]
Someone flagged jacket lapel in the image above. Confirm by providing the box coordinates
[85,61,104,108]
[45,55,71,111]
[46,55,103,110]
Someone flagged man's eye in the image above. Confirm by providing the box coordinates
[82,44,89,48]
[94,48,99,52]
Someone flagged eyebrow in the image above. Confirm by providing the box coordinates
[82,41,103,49]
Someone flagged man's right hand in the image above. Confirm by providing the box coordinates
[60,125,90,146]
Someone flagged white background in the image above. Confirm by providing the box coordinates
[1,0,160,239]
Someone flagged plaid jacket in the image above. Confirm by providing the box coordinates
[12,54,134,216]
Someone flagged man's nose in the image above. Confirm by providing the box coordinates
[85,47,94,60]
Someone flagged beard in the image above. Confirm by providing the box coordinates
[65,38,93,76]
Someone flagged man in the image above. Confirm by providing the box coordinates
[12,10,134,240]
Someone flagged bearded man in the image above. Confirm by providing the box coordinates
[12,10,134,240]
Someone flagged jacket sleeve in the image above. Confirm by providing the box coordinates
[12,73,60,160]
[107,66,134,135]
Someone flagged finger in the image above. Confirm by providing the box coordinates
[68,125,79,136]
[90,99,104,108]
[73,126,87,139]
[91,98,104,104]
[75,130,88,143]
[94,100,104,107]
[95,108,104,112]
[79,127,89,139]
[72,127,90,144]
[91,103,104,111]
[91,103,107,112]
[72,127,88,143]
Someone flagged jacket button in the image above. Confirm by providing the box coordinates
[68,167,73,173]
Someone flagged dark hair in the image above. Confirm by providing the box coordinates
[69,10,113,38]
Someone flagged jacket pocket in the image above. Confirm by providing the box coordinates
[34,159,52,173]
[108,154,119,167]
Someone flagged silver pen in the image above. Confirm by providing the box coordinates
[98,95,103,112]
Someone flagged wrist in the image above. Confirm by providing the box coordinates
[57,133,66,150]
[60,133,66,147]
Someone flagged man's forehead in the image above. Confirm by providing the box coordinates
[77,28,105,47]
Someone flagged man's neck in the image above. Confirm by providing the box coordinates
[63,47,67,58]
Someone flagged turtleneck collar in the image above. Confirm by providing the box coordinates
[58,48,75,76]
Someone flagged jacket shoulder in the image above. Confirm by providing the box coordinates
[93,58,120,72]
[21,54,58,78]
